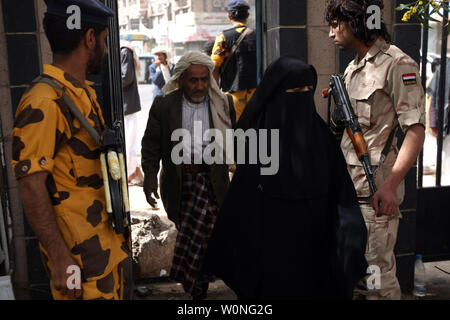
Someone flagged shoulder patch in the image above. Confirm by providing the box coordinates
[402,73,417,86]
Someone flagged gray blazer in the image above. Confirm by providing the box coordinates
[121,47,142,115]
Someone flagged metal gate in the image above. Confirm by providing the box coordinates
[416,5,450,262]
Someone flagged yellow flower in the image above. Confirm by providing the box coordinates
[402,11,410,21]
[419,1,423,4]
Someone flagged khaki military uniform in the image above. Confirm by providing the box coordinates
[12,65,132,300]
[342,39,425,299]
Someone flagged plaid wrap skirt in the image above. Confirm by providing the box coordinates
[170,172,218,296]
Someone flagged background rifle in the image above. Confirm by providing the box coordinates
[323,74,377,196]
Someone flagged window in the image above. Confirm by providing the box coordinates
[212,0,226,12]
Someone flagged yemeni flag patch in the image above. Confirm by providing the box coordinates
[402,73,417,86]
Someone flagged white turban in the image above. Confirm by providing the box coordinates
[162,51,233,163]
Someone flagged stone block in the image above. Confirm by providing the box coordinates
[132,214,178,279]
[36,0,47,34]
[307,26,335,75]
[0,87,12,127]
[39,32,52,66]
[307,0,327,26]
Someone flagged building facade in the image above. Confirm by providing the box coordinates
[118,0,255,60]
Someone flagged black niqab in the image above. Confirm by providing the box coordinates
[203,56,368,300]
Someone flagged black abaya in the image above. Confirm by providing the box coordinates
[203,56,368,300]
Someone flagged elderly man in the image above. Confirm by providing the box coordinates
[141,52,235,299]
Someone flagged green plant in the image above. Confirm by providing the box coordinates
[396,0,449,29]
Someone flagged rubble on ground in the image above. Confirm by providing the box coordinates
[131,213,178,278]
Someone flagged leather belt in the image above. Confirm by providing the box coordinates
[182,164,210,175]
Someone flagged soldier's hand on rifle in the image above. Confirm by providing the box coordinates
[372,183,399,217]
[144,188,160,208]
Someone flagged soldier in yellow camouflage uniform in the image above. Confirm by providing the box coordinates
[12,0,131,300]
[212,0,257,121]
[326,0,425,300]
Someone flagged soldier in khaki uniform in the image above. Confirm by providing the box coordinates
[325,0,425,299]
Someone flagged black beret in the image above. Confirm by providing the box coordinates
[44,0,115,26]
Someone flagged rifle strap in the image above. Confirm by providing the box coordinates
[221,27,252,76]
[378,125,399,167]
[31,75,101,145]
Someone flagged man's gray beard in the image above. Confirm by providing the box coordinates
[189,95,208,103]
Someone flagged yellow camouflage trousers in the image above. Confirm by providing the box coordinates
[50,258,132,300]
[41,239,133,300]
[354,202,402,300]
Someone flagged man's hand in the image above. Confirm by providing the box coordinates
[372,183,400,217]
[144,188,160,208]
[371,124,425,217]
[51,254,83,299]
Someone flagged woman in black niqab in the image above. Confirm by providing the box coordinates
[203,56,368,300]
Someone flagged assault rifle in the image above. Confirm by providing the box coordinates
[323,75,377,196]
[100,123,131,235]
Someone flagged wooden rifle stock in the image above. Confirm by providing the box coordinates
[346,128,369,160]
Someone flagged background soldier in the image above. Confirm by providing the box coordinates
[211,0,257,122]
[325,0,425,299]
